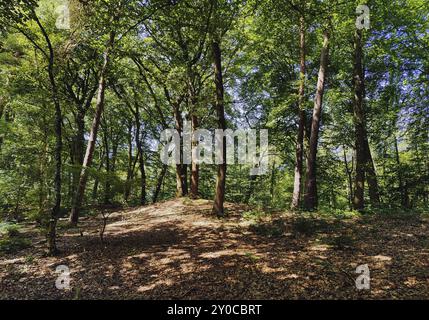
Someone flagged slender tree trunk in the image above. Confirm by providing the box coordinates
[303,30,330,211]
[175,166,184,196]
[92,150,104,200]
[48,67,62,255]
[102,127,111,205]
[70,31,115,225]
[291,16,306,210]
[270,161,276,203]
[38,128,48,220]
[136,138,146,206]
[153,164,168,203]
[343,148,354,210]
[352,29,366,211]
[364,138,381,206]
[173,104,187,197]
[32,10,62,255]
[190,114,199,199]
[105,136,118,204]
[14,186,22,221]
[132,104,146,206]
[394,136,410,208]
[212,40,227,216]
[71,110,85,203]
[124,123,133,202]
[181,164,188,195]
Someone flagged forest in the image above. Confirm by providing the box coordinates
[0,0,428,300]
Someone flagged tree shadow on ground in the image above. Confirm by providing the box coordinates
[1,200,428,299]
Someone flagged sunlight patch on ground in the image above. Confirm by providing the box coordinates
[0,257,25,265]
[137,279,174,293]
[2,198,428,299]
[308,244,331,251]
[199,249,244,259]
[370,255,392,262]
[191,220,219,227]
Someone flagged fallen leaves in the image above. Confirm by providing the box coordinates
[0,199,428,299]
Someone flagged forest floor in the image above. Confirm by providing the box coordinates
[1,198,428,299]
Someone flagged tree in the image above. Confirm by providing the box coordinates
[70,27,115,224]
[212,38,227,216]
[69,0,166,224]
[352,27,380,210]
[1,0,64,254]
[303,29,330,211]
[291,14,307,210]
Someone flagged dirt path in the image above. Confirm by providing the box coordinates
[1,199,428,299]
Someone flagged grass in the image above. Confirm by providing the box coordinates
[242,209,269,221]
[244,252,261,261]
[24,254,35,264]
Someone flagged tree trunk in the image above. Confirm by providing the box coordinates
[70,31,115,225]
[270,161,276,203]
[102,127,111,205]
[124,123,133,202]
[182,165,188,194]
[105,135,118,204]
[71,110,85,203]
[173,103,187,197]
[303,30,330,211]
[48,63,62,255]
[153,165,168,203]
[92,150,104,201]
[343,148,354,210]
[364,138,381,206]
[394,136,410,208]
[190,114,199,199]
[352,29,366,211]
[131,103,146,206]
[352,29,380,210]
[212,40,227,217]
[136,140,146,206]
[291,16,306,210]
[38,128,48,221]
[32,10,62,255]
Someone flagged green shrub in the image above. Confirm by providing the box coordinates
[242,209,268,221]
[0,237,31,253]
[0,223,31,253]
[0,222,20,237]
